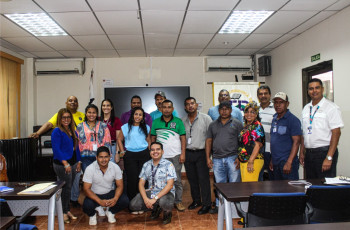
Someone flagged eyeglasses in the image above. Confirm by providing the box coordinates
[61,116,72,120]
[244,111,256,115]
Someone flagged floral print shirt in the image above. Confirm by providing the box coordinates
[238,120,265,163]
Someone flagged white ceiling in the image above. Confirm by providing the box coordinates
[0,0,349,58]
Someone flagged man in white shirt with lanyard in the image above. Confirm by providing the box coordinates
[257,85,275,180]
[300,78,344,179]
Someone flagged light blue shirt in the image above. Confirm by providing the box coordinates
[121,124,150,152]
[208,105,243,122]
[150,109,179,121]
[139,158,177,197]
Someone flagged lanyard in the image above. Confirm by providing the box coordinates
[189,116,198,138]
[151,164,160,190]
[309,105,320,125]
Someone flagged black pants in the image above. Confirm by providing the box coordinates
[124,148,150,200]
[184,149,211,206]
[305,146,338,179]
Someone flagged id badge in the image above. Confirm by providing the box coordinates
[272,127,277,133]
[151,194,155,198]
[187,137,192,145]
[308,126,312,134]
[93,144,97,151]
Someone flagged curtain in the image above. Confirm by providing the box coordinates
[0,52,22,139]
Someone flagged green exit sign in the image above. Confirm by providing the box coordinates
[311,53,320,62]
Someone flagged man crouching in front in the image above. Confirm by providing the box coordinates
[129,142,176,225]
[82,146,129,225]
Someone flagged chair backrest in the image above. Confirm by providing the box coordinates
[247,193,311,227]
[306,185,350,223]
[0,199,14,216]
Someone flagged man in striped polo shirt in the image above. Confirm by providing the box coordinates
[257,86,275,180]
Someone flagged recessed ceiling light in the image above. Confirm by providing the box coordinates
[4,13,67,36]
[219,11,274,34]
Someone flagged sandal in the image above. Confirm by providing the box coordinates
[63,214,70,224]
[67,211,77,220]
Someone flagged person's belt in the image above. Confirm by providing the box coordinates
[306,146,329,152]
[111,140,116,144]
[186,149,205,152]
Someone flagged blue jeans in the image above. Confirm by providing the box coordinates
[111,143,117,163]
[71,171,81,201]
[259,151,274,181]
[213,155,241,206]
[272,159,299,180]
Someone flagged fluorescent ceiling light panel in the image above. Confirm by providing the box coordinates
[219,11,274,34]
[5,13,67,36]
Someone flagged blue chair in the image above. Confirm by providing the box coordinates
[0,199,38,230]
[306,185,350,223]
[234,192,313,227]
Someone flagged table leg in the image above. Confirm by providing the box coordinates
[218,193,225,230]
[48,192,55,230]
[224,197,233,230]
[56,191,64,230]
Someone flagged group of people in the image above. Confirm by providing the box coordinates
[29,78,343,226]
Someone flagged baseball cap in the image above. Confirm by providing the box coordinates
[154,91,166,99]
[273,92,288,101]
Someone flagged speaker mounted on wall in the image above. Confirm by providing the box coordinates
[258,56,271,76]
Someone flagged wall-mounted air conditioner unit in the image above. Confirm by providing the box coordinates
[34,58,85,75]
[205,56,251,72]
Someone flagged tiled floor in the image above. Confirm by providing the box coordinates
[27,176,242,229]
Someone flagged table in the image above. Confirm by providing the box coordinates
[0,181,65,230]
[0,216,16,230]
[237,222,350,230]
[214,179,323,230]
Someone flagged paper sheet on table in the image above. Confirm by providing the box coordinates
[18,182,56,194]
[324,177,350,184]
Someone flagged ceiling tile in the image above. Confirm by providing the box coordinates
[235,0,289,10]
[0,15,32,37]
[255,11,318,34]
[59,50,93,58]
[147,48,174,57]
[326,0,350,10]
[181,11,231,34]
[257,48,273,54]
[96,11,142,35]
[140,0,188,10]
[188,0,239,10]
[145,34,178,49]
[0,38,25,52]
[207,34,249,49]
[18,52,37,58]
[50,12,104,35]
[3,37,54,52]
[35,0,90,12]
[110,35,144,50]
[88,50,119,58]
[142,11,184,34]
[290,11,338,34]
[88,0,138,11]
[73,35,114,50]
[177,34,213,49]
[174,49,202,56]
[265,34,298,49]
[31,51,64,58]
[117,49,146,57]
[39,36,84,51]
[229,49,259,55]
[0,0,43,14]
[201,49,231,56]
[282,0,338,10]
[236,34,281,49]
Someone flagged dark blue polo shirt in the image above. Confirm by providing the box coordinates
[270,110,302,165]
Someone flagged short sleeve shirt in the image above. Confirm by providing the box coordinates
[238,120,265,163]
[49,111,85,128]
[121,124,150,152]
[102,117,122,141]
[151,116,186,158]
[270,110,302,165]
[302,98,344,148]
[139,158,177,197]
[150,109,179,121]
[83,161,122,195]
[259,102,275,152]
[208,104,243,123]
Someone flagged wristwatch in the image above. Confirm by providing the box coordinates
[327,155,333,161]
[154,195,159,200]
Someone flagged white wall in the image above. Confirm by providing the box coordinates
[266,6,350,176]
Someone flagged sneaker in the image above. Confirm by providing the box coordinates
[106,211,116,223]
[162,211,172,225]
[175,203,185,212]
[150,206,162,220]
[95,206,106,216]
[89,214,97,225]
[138,211,144,214]
[131,211,139,215]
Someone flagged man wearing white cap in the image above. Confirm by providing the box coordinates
[270,92,302,180]
[150,91,179,121]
